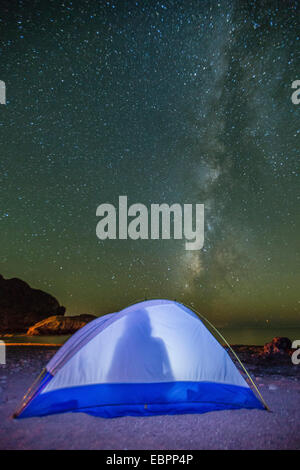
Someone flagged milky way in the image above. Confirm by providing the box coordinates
[0,1,299,326]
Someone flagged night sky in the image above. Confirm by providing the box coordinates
[1,0,299,327]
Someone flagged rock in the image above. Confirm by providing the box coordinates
[268,384,278,391]
[262,337,292,357]
[0,274,65,333]
[27,314,97,336]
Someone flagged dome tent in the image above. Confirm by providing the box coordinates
[14,299,267,419]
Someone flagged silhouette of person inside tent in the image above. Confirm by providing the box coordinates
[106,309,174,383]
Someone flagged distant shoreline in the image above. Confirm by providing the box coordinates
[2,342,260,347]
[2,327,300,348]
[3,343,60,347]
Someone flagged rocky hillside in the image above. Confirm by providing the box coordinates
[27,314,97,336]
[0,274,65,333]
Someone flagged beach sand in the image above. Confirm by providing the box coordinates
[0,346,299,450]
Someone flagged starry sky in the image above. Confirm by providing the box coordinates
[1,0,299,327]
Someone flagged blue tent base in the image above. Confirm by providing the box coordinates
[16,379,264,419]
[75,401,262,419]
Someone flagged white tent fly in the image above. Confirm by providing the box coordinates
[14,299,267,419]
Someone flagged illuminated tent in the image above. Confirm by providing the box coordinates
[14,299,266,419]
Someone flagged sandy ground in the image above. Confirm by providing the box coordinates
[0,346,299,450]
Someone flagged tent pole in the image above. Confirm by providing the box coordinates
[12,367,48,418]
[186,304,271,412]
